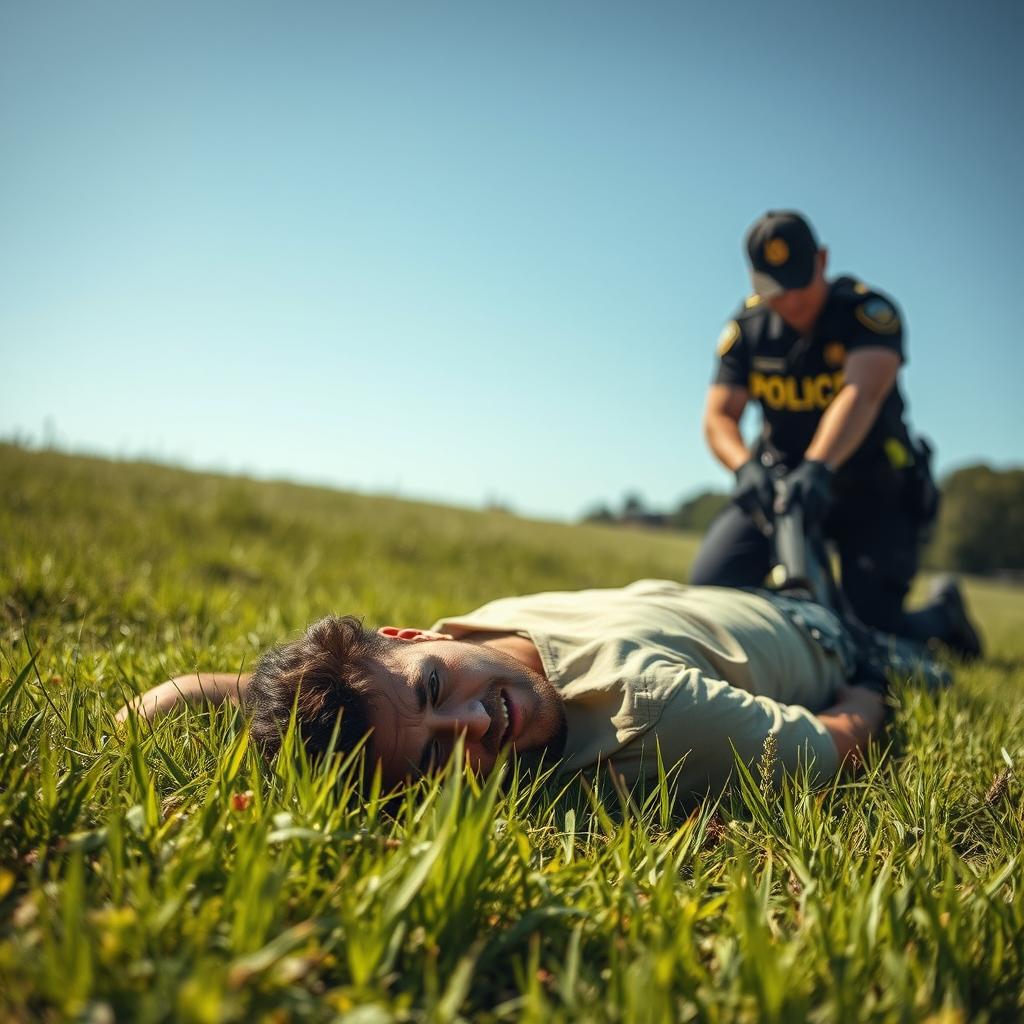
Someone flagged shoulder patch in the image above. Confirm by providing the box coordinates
[717,320,741,356]
[854,297,900,335]
[744,293,762,308]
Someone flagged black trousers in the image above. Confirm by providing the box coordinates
[689,472,950,644]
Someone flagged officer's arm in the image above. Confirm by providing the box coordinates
[815,684,887,765]
[703,384,751,472]
[804,349,901,468]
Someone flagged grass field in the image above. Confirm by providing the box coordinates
[2,443,1023,1023]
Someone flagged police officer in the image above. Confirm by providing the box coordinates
[690,210,981,658]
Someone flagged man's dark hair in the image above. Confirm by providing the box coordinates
[244,615,390,761]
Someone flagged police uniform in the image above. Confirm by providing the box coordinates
[690,213,945,642]
[714,277,913,480]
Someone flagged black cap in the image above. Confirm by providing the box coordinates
[744,210,820,297]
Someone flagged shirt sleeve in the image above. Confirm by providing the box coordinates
[845,289,905,362]
[610,663,839,801]
[712,318,750,387]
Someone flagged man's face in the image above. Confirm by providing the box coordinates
[764,248,829,335]
[363,630,568,788]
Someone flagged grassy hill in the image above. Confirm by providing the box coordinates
[2,444,1023,1022]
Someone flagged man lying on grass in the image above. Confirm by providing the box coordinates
[117,579,966,800]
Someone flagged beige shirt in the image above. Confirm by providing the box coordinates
[433,579,843,798]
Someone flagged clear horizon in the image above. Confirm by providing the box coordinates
[3,1,1022,521]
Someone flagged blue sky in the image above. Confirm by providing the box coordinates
[2,1,1021,520]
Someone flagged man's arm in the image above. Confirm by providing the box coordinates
[815,683,887,764]
[115,672,252,724]
[619,665,870,798]
[703,383,752,472]
[804,349,901,469]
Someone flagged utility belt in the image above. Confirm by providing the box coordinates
[903,436,941,536]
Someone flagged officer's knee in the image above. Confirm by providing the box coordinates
[689,557,727,586]
[689,543,768,587]
[689,506,770,587]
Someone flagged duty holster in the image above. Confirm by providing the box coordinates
[907,436,941,538]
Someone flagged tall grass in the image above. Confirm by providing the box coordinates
[2,444,1022,1022]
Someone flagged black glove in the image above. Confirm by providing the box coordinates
[732,457,774,520]
[775,460,834,523]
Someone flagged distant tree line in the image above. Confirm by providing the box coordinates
[582,490,729,533]
[923,465,1024,577]
[583,463,1024,577]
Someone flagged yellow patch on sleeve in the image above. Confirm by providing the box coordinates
[884,438,913,469]
[854,297,900,335]
[717,320,741,356]
[744,294,762,308]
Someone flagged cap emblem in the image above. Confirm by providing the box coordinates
[764,238,790,266]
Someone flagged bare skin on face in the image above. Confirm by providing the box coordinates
[765,248,830,334]
[368,628,568,788]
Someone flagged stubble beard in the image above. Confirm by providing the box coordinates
[476,647,568,769]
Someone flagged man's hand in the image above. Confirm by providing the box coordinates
[817,683,887,767]
[733,457,775,520]
[776,459,834,523]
